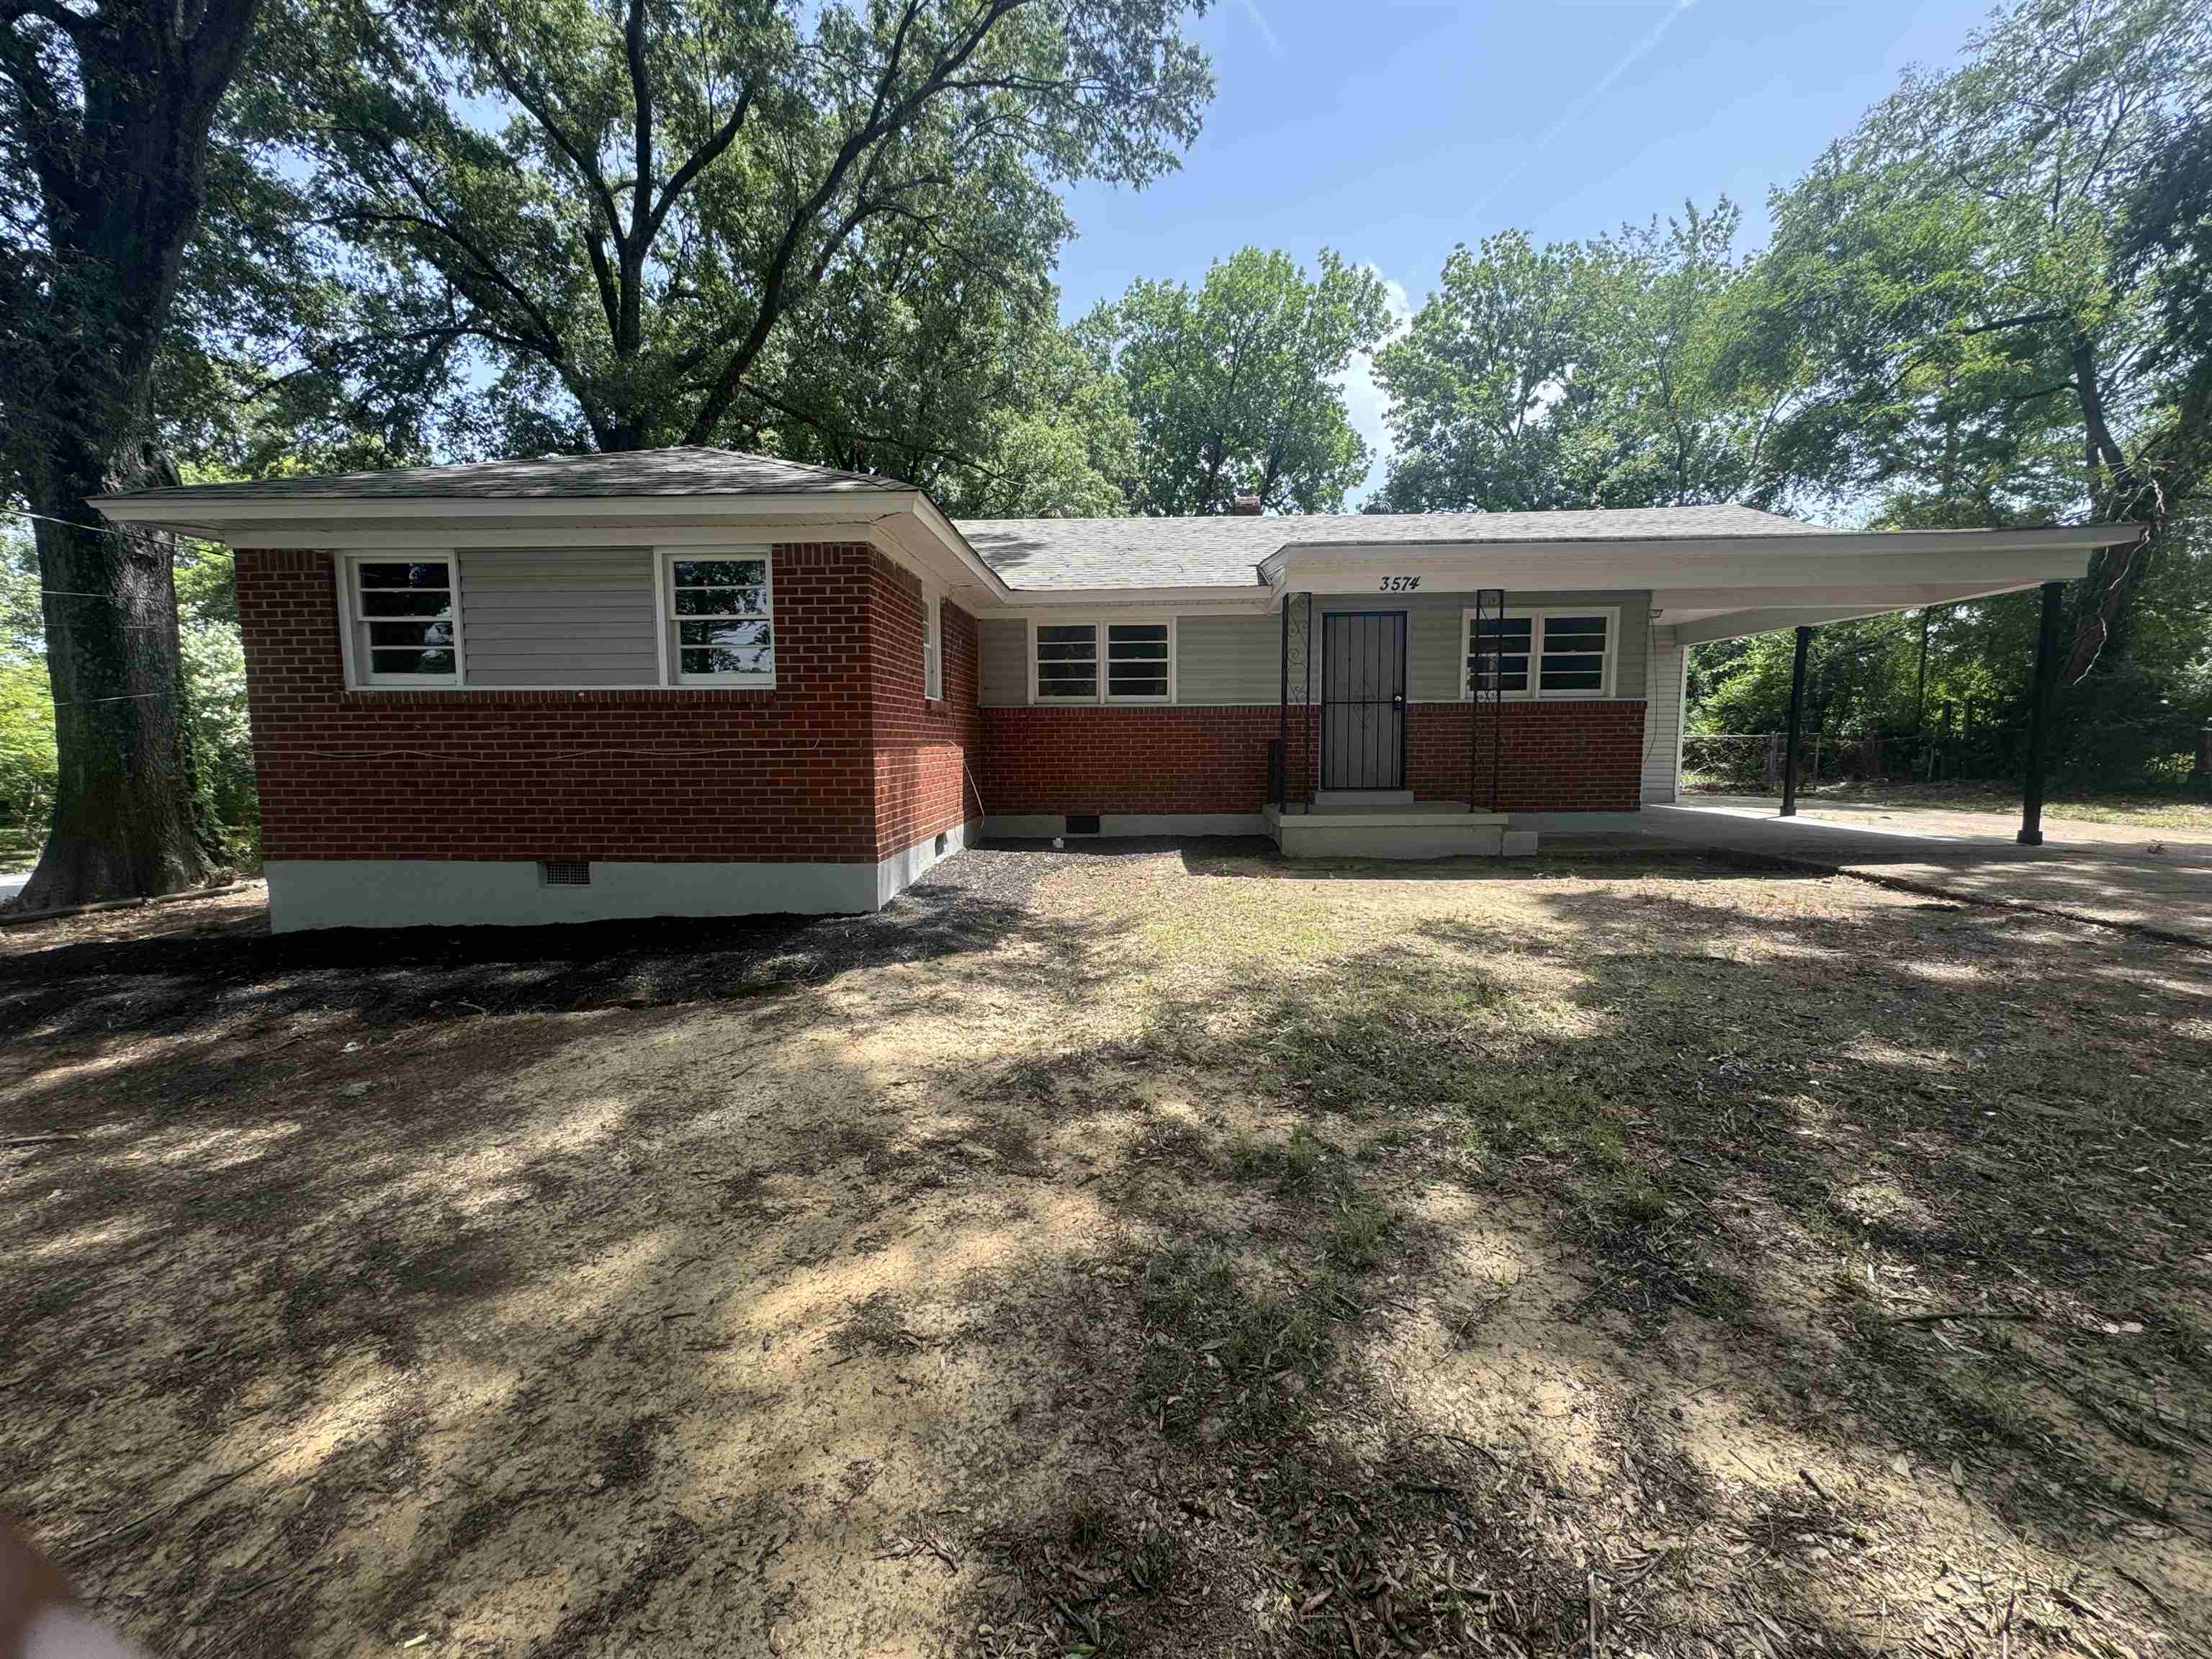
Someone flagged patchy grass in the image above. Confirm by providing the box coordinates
[3,844,2208,1658]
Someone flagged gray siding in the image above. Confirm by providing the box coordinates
[979,617,1028,706]
[982,590,1654,707]
[1641,627,1686,803]
[1176,613,1282,704]
[459,547,658,686]
[1170,591,1647,704]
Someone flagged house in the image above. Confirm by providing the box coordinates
[94,448,2134,931]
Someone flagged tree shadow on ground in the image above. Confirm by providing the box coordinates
[4,847,2204,1658]
[0,848,1109,1043]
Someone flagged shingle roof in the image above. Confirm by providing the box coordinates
[99,446,912,502]
[953,503,1828,590]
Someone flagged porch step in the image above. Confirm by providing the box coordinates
[1265,801,1538,861]
[1313,789,1415,807]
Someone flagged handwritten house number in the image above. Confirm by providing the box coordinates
[1377,575,1421,593]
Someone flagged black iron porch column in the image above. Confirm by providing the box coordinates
[2018,579,2066,846]
[1277,593,1289,810]
[1780,624,1812,817]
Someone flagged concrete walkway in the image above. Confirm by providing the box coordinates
[1516,796,2212,945]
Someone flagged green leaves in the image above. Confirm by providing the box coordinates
[290,0,1214,458]
[1086,246,1394,515]
[1373,202,1783,514]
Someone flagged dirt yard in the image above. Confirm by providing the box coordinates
[2,845,2207,1658]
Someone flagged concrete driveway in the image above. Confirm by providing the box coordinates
[1519,795,2212,945]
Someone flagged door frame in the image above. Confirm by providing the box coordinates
[1319,608,1408,791]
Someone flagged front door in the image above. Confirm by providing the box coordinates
[1321,611,1407,791]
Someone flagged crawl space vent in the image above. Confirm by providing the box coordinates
[539,859,592,887]
[1064,814,1102,837]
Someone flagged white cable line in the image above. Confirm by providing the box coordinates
[2,505,233,551]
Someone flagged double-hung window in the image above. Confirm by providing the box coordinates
[665,552,773,686]
[923,593,944,700]
[343,556,462,686]
[1031,619,1174,703]
[1463,608,1615,700]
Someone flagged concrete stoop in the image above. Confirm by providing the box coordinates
[1265,801,1539,860]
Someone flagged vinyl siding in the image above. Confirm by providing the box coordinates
[459,547,659,686]
[1641,626,1686,804]
[1164,591,1652,706]
[979,617,1028,706]
[1175,613,1284,704]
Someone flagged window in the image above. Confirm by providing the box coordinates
[665,552,773,685]
[1536,613,1609,694]
[923,592,944,700]
[344,556,461,685]
[1462,608,1615,700]
[1035,623,1099,701]
[1467,614,1532,696]
[1106,623,1170,700]
[1031,618,1176,703]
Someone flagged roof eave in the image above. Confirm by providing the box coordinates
[1254,521,2137,581]
[89,487,919,539]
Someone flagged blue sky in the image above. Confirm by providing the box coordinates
[1055,0,2000,503]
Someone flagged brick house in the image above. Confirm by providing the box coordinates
[94,449,2124,930]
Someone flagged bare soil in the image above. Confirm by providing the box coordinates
[2,845,2206,1658]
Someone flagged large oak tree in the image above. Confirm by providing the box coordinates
[2,0,262,908]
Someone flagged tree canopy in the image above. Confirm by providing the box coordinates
[292,0,1213,458]
[1082,246,1394,515]
[1371,202,1791,515]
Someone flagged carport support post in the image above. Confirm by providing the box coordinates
[2018,579,2065,846]
[1780,625,1812,817]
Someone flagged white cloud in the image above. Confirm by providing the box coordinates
[1337,269,1415,510]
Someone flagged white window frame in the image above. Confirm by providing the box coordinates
[657,547,775,689]
[336,552,464,689]
[1461,606,1618,701]
[1028,616,1176,705]
[923,590,944,701]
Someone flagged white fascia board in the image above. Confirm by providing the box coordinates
[973,585,1268,617]
[1256,521,2132,580]
[1277,541,2103,598]
[217,519,904,552]
[92,488,919,541]
[874,503,1016,606]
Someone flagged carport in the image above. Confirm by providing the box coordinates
[1653,525,2144,845]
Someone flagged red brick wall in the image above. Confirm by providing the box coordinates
[1408,701,1646,811]
[979,699,1646,816]
[237,544,892,863]
[867,555,983,858]
[979,706,1292,816]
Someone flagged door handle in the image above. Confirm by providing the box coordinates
[1391,693,1405,711]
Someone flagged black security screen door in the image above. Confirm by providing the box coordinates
[1321,611,1407,790]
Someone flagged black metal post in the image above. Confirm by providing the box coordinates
[1780,624,1812,817]
[1292,597,1309,814]
[1277,593,1289,811]
[1491,590,1506,814]
[2018,579,2064,846]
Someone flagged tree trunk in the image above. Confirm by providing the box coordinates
[15,446,217,912]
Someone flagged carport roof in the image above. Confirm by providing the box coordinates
[953,503,1825,590]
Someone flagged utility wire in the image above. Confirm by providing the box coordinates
[1,505,233,552]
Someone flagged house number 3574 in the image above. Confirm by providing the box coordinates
[1377,575,1421,592]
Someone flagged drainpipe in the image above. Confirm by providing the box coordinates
[2018,580,2065,846]
[1780,624,1812,818]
